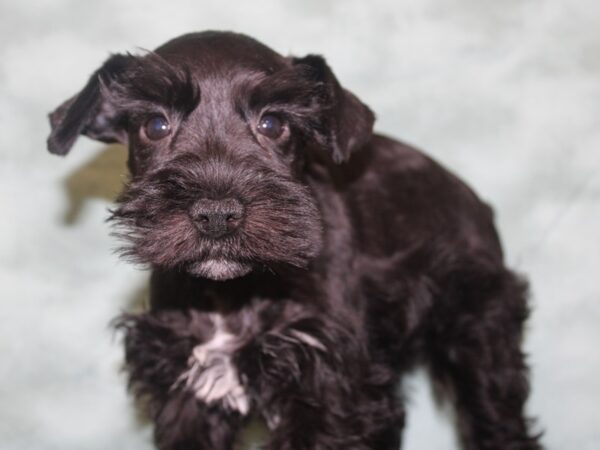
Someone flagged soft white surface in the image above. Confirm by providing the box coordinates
[1,1,599,449]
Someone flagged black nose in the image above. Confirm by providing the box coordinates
[190,198,244,238]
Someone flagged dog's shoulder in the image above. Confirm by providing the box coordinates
[338,134,501,258]
[344,133,472,202]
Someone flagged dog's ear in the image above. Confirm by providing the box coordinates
[47,53,132,156]
[291,55,375,163]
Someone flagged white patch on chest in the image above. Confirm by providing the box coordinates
[176,314,249,415]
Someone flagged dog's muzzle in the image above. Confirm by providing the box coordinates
[186,197,251,280]
[111,152,323,281]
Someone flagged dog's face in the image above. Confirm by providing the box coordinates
[47,31,374,280]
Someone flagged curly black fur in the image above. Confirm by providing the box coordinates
[48,31,543,450]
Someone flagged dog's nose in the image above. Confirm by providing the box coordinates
[190,198,244,238]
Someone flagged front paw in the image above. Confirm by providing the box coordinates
[114,311,198,396]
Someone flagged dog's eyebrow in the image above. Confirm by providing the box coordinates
[246,66,326,111]
[106,53,201,115]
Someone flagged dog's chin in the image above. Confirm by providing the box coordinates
[186,259,253,281]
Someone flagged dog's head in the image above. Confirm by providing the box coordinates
[47,31,374,280]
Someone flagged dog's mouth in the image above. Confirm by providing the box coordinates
[186,259,253,281]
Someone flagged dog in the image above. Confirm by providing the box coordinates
[47,31,542,450]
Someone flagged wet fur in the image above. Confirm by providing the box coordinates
[48,31,542,449]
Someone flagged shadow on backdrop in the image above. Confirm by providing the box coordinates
[62,144,129,225]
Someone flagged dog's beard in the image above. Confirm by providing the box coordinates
[109,156,323,280]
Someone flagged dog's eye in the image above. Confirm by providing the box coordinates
[257,114,284,139]
[144,116,171,140]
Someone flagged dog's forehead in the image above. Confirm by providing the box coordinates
[154,31,287,77]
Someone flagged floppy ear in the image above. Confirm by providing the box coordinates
[47,53,132,156]
[291,55,375,163]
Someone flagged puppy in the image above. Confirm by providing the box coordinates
[47,31,542,450]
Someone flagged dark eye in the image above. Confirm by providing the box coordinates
[257,114,284,139]
[144,115,171,140]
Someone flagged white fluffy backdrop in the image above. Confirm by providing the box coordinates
[1,0,599,449]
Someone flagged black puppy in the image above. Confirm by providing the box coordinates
[47,31,542,450]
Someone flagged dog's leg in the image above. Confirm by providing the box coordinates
[152,389,243,450]
[428,267,542,450]
[236,316,404,450]
[116,312,245,450]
